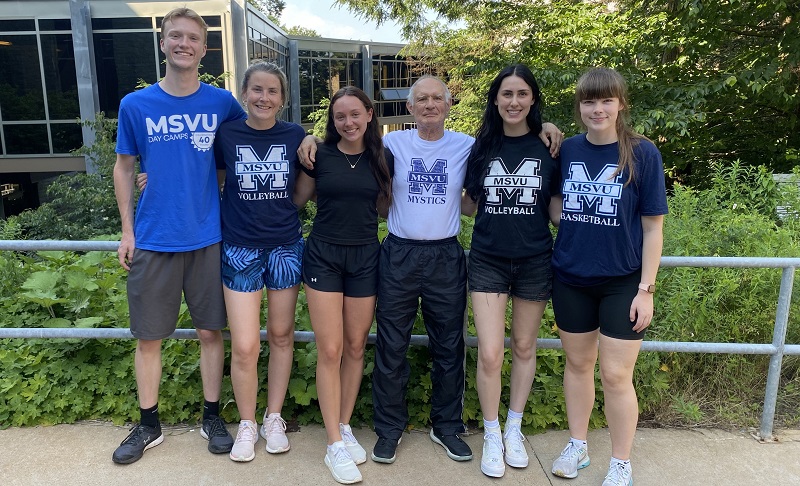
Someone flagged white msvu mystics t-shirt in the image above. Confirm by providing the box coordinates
[383,129,474,240]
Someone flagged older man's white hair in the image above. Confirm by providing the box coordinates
[407,75,452,106]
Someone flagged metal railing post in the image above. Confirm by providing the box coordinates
[759,266,795,441]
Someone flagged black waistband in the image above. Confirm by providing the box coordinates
[386,233,459,246]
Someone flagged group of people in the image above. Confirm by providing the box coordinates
[111,7,667,486]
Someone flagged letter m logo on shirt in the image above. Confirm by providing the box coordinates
[563,162,623,216]
[485,158,542,205]
[408,158,448,195]
[235,145,289,191]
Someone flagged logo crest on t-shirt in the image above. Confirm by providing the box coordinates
[236,144,289,191]
[144,113,219,151]
[562,162,623,216]
[484,158,542,205]
[408,158,448,195]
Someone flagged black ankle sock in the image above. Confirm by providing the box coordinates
[140,403,159,428]
[203,400,219,419]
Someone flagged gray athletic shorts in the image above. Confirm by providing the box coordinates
[127,243,227,340]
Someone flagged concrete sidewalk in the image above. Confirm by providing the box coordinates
[1,422,798,485]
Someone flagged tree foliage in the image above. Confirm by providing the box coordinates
[248,0,286,22]
[337,0,800,184]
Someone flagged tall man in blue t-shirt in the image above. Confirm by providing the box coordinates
[111,7,245,465]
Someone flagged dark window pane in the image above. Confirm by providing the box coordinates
[313,59,330,103]
[40,34,79,119]
[0,20,35,32]
[350,61,362,87]
[51,122,83,154]
[300,106,314,123]
[299,58,312,105]
[203,16,221,28]
[4,124,49,154]
[93,17,153,30]
[94,32,158,118]
[38,19,72,31]
[200,31,224,81]
[0,35,45,120]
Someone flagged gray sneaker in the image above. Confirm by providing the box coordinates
[551,440,590,478]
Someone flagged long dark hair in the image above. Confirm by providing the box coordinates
[464,64,543,201]
[575,67,648,186]
[324,86,392,209]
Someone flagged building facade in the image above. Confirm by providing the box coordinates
[0,0,416,218]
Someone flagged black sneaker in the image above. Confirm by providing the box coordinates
[429,429,473,461]
[112,423,164,464]
[371,436,402,464]
[201,415,234,453]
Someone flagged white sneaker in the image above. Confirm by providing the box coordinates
[551,440,590,478]
[325,444,362,484]
[260,411,290,453]
[339,423,366,465]
[602,461,633,486]
[229,420,258,462]
[503,419,529,468]
[480,432,505,478]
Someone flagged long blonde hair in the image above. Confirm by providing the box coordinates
[574,67,649,186]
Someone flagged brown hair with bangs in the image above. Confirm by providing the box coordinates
[574,67,649,186]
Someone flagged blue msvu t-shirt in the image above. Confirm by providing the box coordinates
[552,133,668,286]
[115,82,245,252]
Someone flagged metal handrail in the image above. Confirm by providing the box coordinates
[0,240,797,441]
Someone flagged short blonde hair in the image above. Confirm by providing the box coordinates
[161,7,208,44]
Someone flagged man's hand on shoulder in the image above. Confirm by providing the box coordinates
[540,122,564,157]
[297,135,322,169]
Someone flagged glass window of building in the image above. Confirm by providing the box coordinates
[94,31,158,118]
[298,49,362,123]
[40,33,80,120]
[0,34,45,121]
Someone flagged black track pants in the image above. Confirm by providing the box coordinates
[372,233,467,439]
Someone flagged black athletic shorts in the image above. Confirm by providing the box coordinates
[302,235,379,297]
[551,270,645,340]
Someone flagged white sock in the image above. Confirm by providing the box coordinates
[610,457,631,469]
[570,437,587,448]
[483,417,501,434]
[507,409,523,421]
[328,440,346,453]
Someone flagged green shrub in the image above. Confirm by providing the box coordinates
[1,165,799,430]
[3,114,129,241]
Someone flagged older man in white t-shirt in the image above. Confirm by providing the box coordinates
[299,75,561,466]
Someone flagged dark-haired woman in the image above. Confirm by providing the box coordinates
[294,86,392,485]
[463,64,561,478]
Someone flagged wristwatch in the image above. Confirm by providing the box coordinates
[638,283,656,294]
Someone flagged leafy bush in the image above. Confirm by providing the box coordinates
[1,165,799,430]
[2,114,128,241]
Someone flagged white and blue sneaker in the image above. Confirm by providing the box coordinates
[551,440,590,478]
